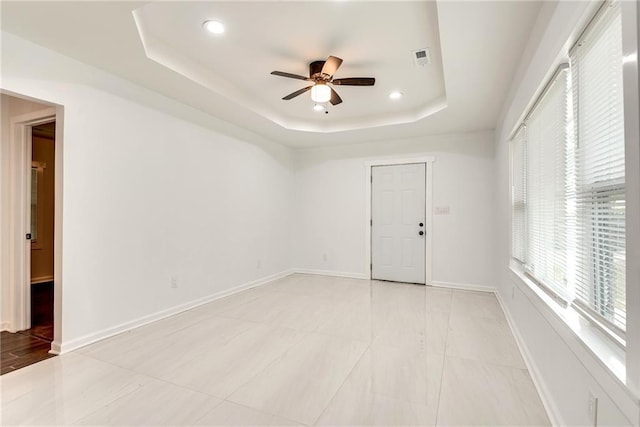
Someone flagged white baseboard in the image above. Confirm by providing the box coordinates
[50,340,62,355]
[495,290,561,427]
[0,321,10,332]
[58,269,295,354]
[430,280,495,293]
[291,272,491,290]
[293,268,368,280]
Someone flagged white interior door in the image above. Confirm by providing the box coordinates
[371,163,426,284]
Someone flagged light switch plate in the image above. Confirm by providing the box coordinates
[434,206,450,215]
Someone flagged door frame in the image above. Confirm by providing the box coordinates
[365,157,434,283]
[7,107,58,341]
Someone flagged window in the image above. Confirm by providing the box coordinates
[525,67,570,301]
[511,126,526,263]
[510,1,625,339]
[571,1,625,333]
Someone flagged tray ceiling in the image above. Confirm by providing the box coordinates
[1,1,542,148]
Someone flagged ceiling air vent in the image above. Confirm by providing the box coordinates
[412,48,431,67]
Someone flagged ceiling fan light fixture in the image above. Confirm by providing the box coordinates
[313,104,325,112]
[203,20,225,34]
[389,91,403,100]
[271,55,374,106]
[311,84,331,103]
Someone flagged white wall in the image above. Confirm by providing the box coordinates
[293,131,496,288]
[494,1,640,425]
[1,32,295,351]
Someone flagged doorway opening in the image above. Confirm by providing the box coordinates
[1,93,62,374]
[365,157,434,285]
[26,121,56,342]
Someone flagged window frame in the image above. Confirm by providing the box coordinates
[508,0,626,345]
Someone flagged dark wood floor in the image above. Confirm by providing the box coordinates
[1,282,55,375]
[1,332,55,375]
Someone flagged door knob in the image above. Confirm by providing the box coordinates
[419,231,424,236]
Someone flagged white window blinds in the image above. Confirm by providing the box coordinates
[509,0,626,338]
[525,68,570,300]
[511,127,526,263]
[571,1,625,332]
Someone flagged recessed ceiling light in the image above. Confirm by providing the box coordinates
[313,104,325,112]
[203,20,225,34]
[389,91,403,100]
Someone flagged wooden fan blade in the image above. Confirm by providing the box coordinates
[271,71,312,81]
[321,56,343,77]
[329,87,343,105]
[282,85,314,100]
[332,77,376,86]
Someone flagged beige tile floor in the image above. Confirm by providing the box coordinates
[0,274,550,426]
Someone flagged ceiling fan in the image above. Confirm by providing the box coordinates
[270,56,375,106]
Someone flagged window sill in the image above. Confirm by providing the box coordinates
[509,264,626,384]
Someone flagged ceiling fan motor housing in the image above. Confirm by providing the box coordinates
[310,60,327,80]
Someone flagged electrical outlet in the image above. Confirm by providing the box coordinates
[587,391,598,426]
[171,277,178,289]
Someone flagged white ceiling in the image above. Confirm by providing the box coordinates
[134,1,447,133]
[1,1,541,148]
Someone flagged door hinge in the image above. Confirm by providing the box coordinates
[370,219,372,226]
[370,263,372,271]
